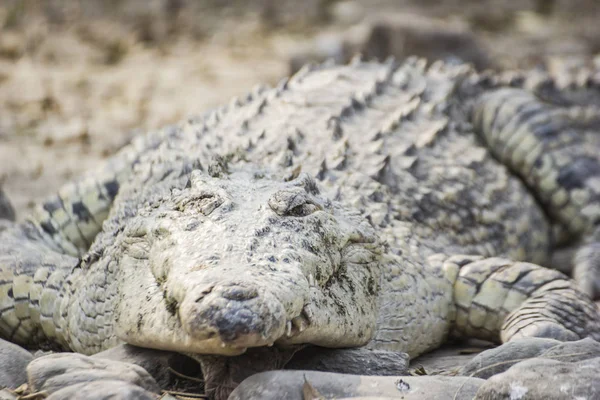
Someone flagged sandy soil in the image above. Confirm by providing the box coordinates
[0,3,290,216]
[1,0,599,218]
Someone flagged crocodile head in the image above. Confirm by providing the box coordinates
[113,165,382,355]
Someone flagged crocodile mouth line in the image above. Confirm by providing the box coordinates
[142,234,379,351]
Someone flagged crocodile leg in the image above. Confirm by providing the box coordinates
[573,226,600,298]
[437,255,600,344]
[472,88,600,297]
[0,221,79,349]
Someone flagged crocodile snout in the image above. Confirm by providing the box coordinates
[179,281,287,349]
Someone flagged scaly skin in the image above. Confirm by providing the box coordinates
[1,59,600,380]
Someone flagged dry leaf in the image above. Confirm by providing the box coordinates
[303,375,325,400]
[410,365,428,376]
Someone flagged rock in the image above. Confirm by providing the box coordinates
[461,337,600,379]
[260,0,332,28]
[27,353,160,395]
[0,389,17,400]
[460,338,560,378]
[330,1,365,25]
[287,13,492,75]
[285,346,409,376]
[198,346,408,400]
[201,346,408,400]
[46,380,158,400]
[0,338,33,389]
[288,32,349,75]
[229,370,484,400]
[199,346,298,400]
[475,356,600,400]
[93,344,203,393]
[92,344,187,388]
[359,14,491,70]
[410,340,494,375]
[538,337,600,362]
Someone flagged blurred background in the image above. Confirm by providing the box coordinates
[1,0,600,218]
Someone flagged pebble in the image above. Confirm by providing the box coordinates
[0,338,33,389]
[27,352,159,396]
[229,370,484,400]
[475,356,600,400]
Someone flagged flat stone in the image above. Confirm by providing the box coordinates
[93,344,185,388]
[199,346,298,400]
[0,389,17,400]
[475,356,600,400]
[229,370,484,400]
[460,338,560,378]
[27,353,160,395]
[538,337,600,362]
[411,340,494,375]
[285,347,409,376]
[359,14,491,69]
[0,338,33,389]
[46,380,158,400]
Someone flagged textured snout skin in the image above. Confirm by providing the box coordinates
[179,281,287,347]
[99,167,379,356]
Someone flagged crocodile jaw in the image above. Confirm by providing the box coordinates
[111,168,382,355]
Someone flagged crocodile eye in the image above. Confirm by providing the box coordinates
[176,193,224,215]
[286,202,321,217]
[268,188,322,217]
[198,194,224,215]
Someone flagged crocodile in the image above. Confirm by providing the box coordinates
[1,58,600,398]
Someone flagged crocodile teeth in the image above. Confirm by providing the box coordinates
[283,313,310,338]
[302,305,315,324]
[308,274,315,287]
[291,315,308,333]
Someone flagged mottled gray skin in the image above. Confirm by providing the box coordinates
[1,59,600,381]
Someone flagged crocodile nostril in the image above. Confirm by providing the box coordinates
[194,284,215,303]
[221,286,259,301]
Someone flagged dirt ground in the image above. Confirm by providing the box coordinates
[1,0,600,218]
